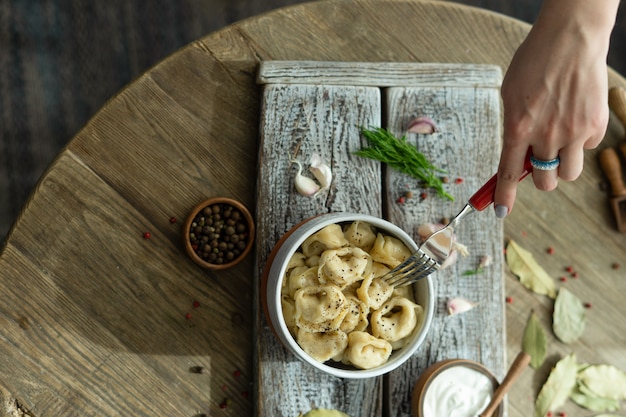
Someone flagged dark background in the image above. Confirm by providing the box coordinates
[1,0,625,241]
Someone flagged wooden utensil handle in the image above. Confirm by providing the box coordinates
[479,352,531,417]
[609,86,626,130]
[599,147,626,197]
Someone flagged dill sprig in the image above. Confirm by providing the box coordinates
[355,126,454,201]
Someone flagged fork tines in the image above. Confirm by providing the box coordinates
[383,250,439,288]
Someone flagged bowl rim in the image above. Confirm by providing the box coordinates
[263,212,435,379]
[411,358,504,417]
[183,197,255,270]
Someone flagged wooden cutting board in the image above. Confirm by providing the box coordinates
[254,61,504,417]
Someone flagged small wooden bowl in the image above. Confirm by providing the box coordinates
[411,359,504,417]
[183,197,255,270]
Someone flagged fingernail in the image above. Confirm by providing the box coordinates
[495,204,508,219]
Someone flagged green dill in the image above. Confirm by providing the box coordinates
[462,268,485,276]
[355,126,454,201]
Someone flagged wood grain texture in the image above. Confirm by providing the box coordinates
[258,61,503,87]
[255,62,504,417]
[384,79,505,417]
[256,83,383,417]
[0,1,624,416]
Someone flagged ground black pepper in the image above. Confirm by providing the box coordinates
[189,202,249,265]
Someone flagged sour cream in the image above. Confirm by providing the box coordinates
[423,365,494,417]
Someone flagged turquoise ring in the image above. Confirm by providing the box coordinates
[530,155,560,171]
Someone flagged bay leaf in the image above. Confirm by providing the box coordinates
[534,353,578,417]
[569,384,620,412]
[577,364,626,400]
[552,288,586,343]
[505,240,556,298]
[522,311,547,369]
[592,415,623,417]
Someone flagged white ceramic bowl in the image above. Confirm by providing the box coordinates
[411,359,504,417]
[261,212,435,379]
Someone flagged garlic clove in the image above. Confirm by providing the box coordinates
[447,297,479,316]
[452,241,470,257]
[292,159,320,196]
[440,250,458,270]
[478,255,492,269]
[309,153,333,191]
[407,116,437,134]
[417,223,444,241]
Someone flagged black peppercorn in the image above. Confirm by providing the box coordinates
[188,202,250,265]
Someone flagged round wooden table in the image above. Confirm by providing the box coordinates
[1,1,625,416]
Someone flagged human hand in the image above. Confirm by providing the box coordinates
[493,0,619,218]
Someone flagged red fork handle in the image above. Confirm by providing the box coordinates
[468,152,533,211]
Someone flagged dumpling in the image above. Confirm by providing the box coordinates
[369,233,411,268]
[287,266,319,298]
[281,296,298,336]
[297,329,348,362]
[392,284,414,300]
[343,221,377,252]
[371,262,391,278]
[339,295,369,333]
[301,224,349,257]
[342,331,392,370]
[318,247,373,288]
[371,297,421,342]
[357,274,394,311]
[286,252,306,271]
[294,285,349,332]
[305,254,321,267]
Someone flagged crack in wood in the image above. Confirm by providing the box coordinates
[15,399,36,417]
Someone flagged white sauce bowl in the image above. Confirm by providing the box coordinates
[411,359,504,417]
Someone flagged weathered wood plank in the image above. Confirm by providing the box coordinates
[255,62,505,417]
[257,61,502,88]
[255,83,383,417]
[383,82,506,416]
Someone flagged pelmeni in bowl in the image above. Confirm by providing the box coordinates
[261,212,434,379]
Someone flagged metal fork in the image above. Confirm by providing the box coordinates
[383,155,533,288]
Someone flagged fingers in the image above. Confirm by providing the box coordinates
[494,143,588,219]
[529,152,560,192]
[557,146,584,181]
[493,143,529,218]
